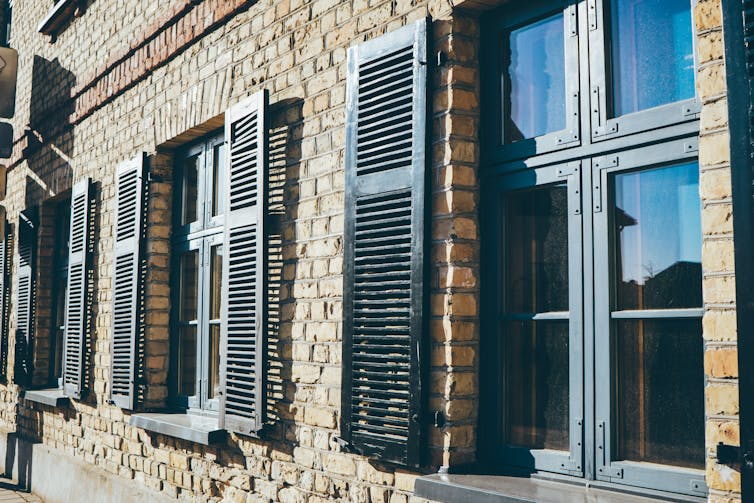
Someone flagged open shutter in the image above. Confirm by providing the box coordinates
[0,213,9,383]
[110,154,146,409]
[342,19,429,467]
[219,90,268,435]
[62,178,93,398]
[14,210,36,386]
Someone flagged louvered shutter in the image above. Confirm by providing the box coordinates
[62,178,93,398]
[110,154,146,409]
[0,213,9,383]
[342,19,429,467]
[219,90,268,435]
[14,210,36,386]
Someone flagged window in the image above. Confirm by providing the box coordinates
[481,0,704,498]
[171,132,226,413]
[49,198,71,387]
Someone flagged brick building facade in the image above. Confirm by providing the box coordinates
[0,0,741,502]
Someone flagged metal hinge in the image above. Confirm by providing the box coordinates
[588,0,598,31]
[596,421,623,479]
[558,163,582,215]
[560,418,583,474]
[684,140,699,154]
[593,156,617,213]
[568,5,578,37]
[684,99,701,118]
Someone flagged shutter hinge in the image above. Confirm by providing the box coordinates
[593,156,617,213]
[436,51,447,67]
[568,5,578,37]
[683,140,699,154]
[560,418,583,473]
[433,410,445,428]
[147,171,164,183]
[684,99,701,118]
[334,436,357,453]
[596,421,623,479]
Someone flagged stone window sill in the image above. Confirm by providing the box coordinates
[129,412,226,445]
[37,0,87,38]
[415,474,706,503]
[23,388,69,407]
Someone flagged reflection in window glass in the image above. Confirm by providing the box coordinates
[208,245,222,399]
[614,162,701,310]
[212,143,226,217]
[505,184,569,313]
[611,0,694,116]
[504,321,569,451]
[615,319,704,469]
[182,154,200,225]
[179,251,199,322]
[506,12,566,142]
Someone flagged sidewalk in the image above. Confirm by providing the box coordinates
[0,479,40,503]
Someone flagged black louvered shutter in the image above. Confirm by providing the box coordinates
[342,18,429,467]
[219,90,268,435]
[110,154,146,409]
[0,214,9,383]
[62,178,93,398]
[14,210,36,386]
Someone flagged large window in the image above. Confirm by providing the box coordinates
[171,132,226,412]
[49,199,71,387]
[481,0,704,498]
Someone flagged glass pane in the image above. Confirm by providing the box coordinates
[504,184,569,313]
[52,281,66,381]
[208,324,221,399]
[212,143,226,217]
[179,250,199,322]
[182,153,200,225]
[210,245,223,320]
[615,319,704,469]
[177,325,197,397]
[614,162,702,310]
[503,321,569,451]
[505,12,566,142]
[610,0,694,116]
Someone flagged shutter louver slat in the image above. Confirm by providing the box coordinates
[219,90,268,435]
[14,211,36,386]
[0,216,9,383]
[110,154,146,410]
[62,178,93,398]
[342,18,429,467]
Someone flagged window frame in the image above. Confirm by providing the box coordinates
[481,0,582,165]
[481,162,585,477]
[170,130,225,414]
[592,138,706,496]
[48,197,71,388]
[587,0,700,142]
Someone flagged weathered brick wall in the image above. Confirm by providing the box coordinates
[695,0,742,501]
[0,0,484,500]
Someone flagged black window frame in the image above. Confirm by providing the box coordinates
[170,131,225,414]
[48,196,71,388]
[480,0,706,498]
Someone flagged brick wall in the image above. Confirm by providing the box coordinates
[695,0,742,501]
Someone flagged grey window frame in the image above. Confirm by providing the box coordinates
[482,0,581,165]
[587,0,700,142]
[170,131,224,414]
[480,1,705,498]
[483,162,585,477]
[592,137,706,497]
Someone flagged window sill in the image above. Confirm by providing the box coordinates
[37,0,86,37]
[23,388,69,407]
[414,474,706,503]
[129,412,226,445]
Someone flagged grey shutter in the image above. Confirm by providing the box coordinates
[110,154,146,409]
[342,18,429,467]
[14,210,36,386]
[219,90,268,435]
[62,178,93,398]
[0,214,9,383]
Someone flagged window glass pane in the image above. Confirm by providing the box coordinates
[610,0,694,116]
[181,153,200,225]
[177,325,197,397]
[614,162,702,310]
[212,143,226,217]
[210,245,222,320]
[503,320,569,451]
[179,250,199,322]
[505,12,566,142]
[208,324,221,400]
[504,184,569,313]
[615,318,704,469]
